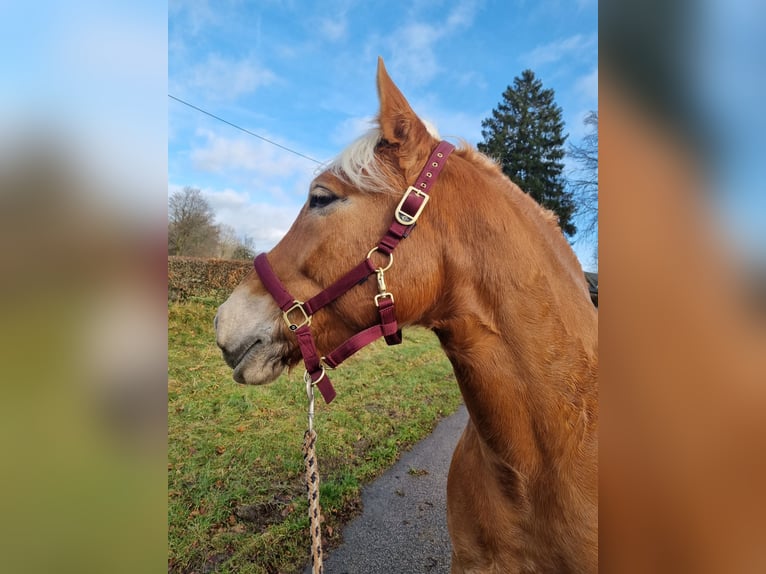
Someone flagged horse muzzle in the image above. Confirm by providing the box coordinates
[214,286,289,385]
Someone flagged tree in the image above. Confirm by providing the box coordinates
[168,186,220,257]
[231,235,255,260]
[215,224,255,260]
[216,224,241,259]
[568,111,598,242]
[478,70,576,236]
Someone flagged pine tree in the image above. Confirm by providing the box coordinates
[478,70,576,236]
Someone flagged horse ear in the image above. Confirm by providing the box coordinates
[376,57,433,155]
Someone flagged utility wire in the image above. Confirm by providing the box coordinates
[168,94,322,165]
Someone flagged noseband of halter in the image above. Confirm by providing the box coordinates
[254,140,455,403]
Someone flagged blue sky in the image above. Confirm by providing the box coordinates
[169,0,599,270]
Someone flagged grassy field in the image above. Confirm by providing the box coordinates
[168,298,463,574]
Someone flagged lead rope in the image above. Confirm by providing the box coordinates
[302,373,324,574]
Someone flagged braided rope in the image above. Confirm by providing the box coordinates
[303,428,323,574]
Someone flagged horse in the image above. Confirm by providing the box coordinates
[215,58,598,573]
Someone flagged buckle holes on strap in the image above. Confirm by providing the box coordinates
[426,172,432,178]
[366,247,394,272]
[432,162,438,167]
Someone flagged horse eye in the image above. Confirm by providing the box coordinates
[309,192,339,209]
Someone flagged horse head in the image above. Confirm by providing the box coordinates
[214,58,449,387]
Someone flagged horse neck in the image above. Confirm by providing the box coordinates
[426,153,598,479]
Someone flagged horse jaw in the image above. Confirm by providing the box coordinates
[214,285,290,386]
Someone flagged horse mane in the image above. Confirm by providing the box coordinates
[326,120,441,195]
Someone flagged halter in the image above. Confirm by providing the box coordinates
[254,140,455,403]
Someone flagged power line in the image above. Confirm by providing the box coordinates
[168,94,323,165]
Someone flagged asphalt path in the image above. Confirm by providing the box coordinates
[303,404,469,574]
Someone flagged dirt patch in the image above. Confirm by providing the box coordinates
[353,437,370,457]
[234,487,302,533]
[234,501,285,532]
[201,551,232,574]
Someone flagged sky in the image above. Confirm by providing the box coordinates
[169,0,599,270]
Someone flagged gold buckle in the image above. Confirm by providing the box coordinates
[283,301,311,331]
[394,186,430,225]
[374,292,395,307]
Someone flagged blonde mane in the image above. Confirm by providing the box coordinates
[327,120,441,195]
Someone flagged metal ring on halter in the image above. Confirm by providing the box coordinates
[320,356,335,370]
[303,366,326,387]
[366,247,394,272]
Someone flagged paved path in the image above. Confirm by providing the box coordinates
[304,405,469,574]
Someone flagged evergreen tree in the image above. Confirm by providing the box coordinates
[478,70,576,236]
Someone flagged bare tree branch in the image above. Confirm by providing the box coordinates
[168,187,220,257]
[568,111,598,242]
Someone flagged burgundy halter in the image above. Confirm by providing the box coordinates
[254,140,455,403]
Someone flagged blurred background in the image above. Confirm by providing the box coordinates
[0,1,764,572]
[601,0,766,572]
[0,3,167,573]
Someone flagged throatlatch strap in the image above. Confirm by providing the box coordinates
[322,297,400,369]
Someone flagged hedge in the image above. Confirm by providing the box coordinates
[168,256,252,302]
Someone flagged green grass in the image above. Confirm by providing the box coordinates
[168,299,462,574]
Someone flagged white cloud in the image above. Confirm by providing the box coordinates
[204,187,249,208]
[180,55,277,101]
[318,16,347,42]
[521,33,597,68]
[387,23,442,86]
[381,1,480,87]
[190,129,318,182]
[168,182,304,252]
[178,128,322,250]
[169,0,218,36]
[445,1,480,29]
[203,188,303,251]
